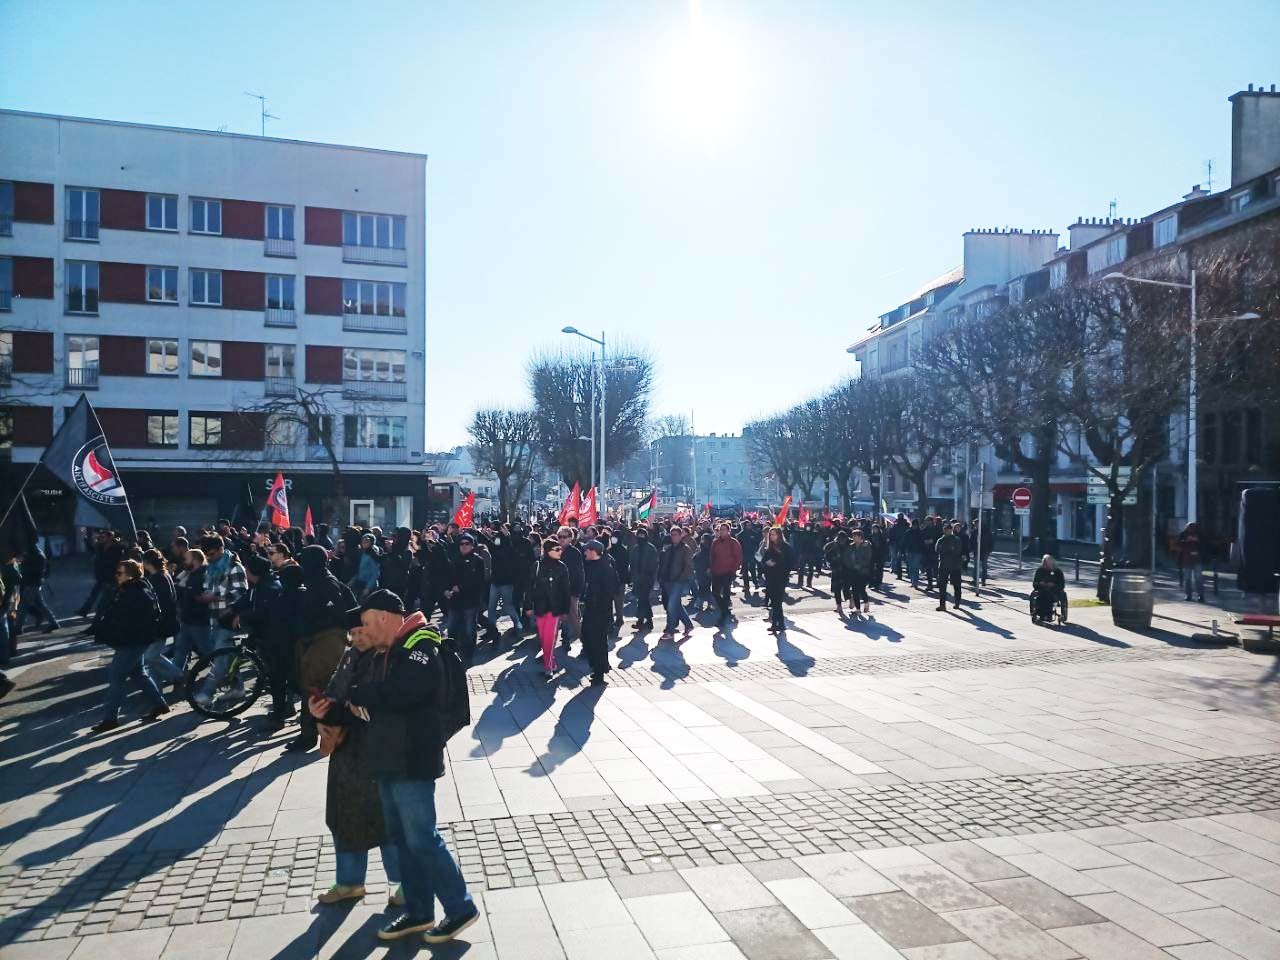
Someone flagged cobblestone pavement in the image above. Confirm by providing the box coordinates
[2,581,1278,959]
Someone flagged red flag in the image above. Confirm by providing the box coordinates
[579,487,598,527]
[303,506,314,538]
[452,491,476,529]
[700,501,712,519]
[267,471,290,529]
[557,482,580,526]
[797,506,810,526]
[773,495,792,527]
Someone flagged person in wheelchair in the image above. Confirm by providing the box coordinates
[1030,554,1067,623]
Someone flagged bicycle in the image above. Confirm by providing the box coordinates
[184,633,269,719]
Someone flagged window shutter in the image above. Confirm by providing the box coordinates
[304,276,343,315]
[99,335,147,376]
[100,189,148,231]
[304,207,343,246]
[9,406,53,445]
[97,408,148,448]
[222,341,266,380]
[99,262,147,304]
[304,345,343,384]
[222,199,265,240]
[12,257,54,299]
[13,182,54,223]
[11,331,53,373]
[223,270,266,310]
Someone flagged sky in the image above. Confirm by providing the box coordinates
[3,0,1279,449]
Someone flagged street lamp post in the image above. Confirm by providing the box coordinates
[1103,271,1259,526]
[563,326,607,515]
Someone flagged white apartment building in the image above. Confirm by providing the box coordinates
[0,110,428,537]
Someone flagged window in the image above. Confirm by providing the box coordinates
[265,343,295,378]
[1050,261,1067,289]
[265,204,294,240]
[266,274,295,310]
[1230,190,1253,214]
[66,188,100,240]
[342,348,406,382]
[146,266,178,303]
[190,415,222,447]
[190,198,222,235]
[190,269,222,306]
[190,340,222,376]
[341,279,406,316]
[343,414,406,448]
[66,261,99,314]
[1154,214,1177,247]
[0,257,11,310]
[0,410,11,448]
[0,180,12,235]
[66,335,99,370]
[265,413,297,445]
[146,338,179,375]
[0,332,12,376]
[146,194,178,231]
[1107,234,1125,265]
[342,212,406,249]
[146,413,179,447]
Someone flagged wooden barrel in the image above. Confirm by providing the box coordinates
[1111,570,1154,629]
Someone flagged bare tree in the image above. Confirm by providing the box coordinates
[528,345,654,488]
[468,408,538,521]
[236,386,348,513]
[649,413,692,440]
[881,374,955,514]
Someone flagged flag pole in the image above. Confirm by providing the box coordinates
[0,461,45,536]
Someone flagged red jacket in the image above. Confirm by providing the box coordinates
[709,536,744,576]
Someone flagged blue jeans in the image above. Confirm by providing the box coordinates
[486,584,522,632]
[144,639,183,683]
[447,607,479,663]
[335,845,402,887]
[18,584,58,632]
[199,624,235,694]
[907,553,920,584]
[102,645,166,722]
[170,623,209,676]
[663,580,693,632]
[378,778,473,922]
[0,612,10,668]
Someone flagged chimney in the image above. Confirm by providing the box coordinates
[1068,216,1111,249]
[1183,184,1210,200]
[1229,85,1280,187]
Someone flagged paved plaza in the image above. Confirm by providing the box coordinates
[2,568,1279,959]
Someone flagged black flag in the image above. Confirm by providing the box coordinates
[0,492,39,560]
[41,394,137,538]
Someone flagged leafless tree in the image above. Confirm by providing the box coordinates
[467,408,538,521]
[648,413,692,441]
[233,386,348,514]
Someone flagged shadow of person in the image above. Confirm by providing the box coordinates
[774,633,815,677]
[712,628,750,667]
[650,637,690,689]
[530,684,605,777]
[952,606,1017,639]
[1053,623,1131,648]
[850,617,905,643]
[615,630,651,671]
[468,670,554,760]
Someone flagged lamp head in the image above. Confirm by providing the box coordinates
[561,326,579,335]
[1101,273,1128,282]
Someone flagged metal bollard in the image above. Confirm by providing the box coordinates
[1074,555,1081,584]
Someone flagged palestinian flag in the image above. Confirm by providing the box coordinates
[638,489,657,521]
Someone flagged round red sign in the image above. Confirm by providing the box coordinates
[1012,487,1032,509]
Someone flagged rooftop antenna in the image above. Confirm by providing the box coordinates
[242,92,279,136]
[1108,198,1117,222]
[1205,159,1214,192]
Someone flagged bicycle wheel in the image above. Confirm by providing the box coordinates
[185,645,266,719]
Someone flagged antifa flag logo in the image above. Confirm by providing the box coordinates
[269,485,288,513]
[72,437,127,506]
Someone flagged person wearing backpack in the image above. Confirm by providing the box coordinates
[312,589,478,945]
[90,559,170,732]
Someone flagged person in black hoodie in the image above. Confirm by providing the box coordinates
[142,549,184,687]
[580,540,618,685]
[91,560,169,732]
[481,525,522,641]
[760,527,794,634]
[412,531,452,621]
[510,526,537,633]
[233,555,293,731]
[555,527,585,645]
[608,531,630,631]
[291,545,355,752]
[630,527,658,630]
[444,533,488,664]
[379,528,415,602]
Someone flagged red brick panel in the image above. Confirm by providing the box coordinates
[219,411,266,450]
[304,206,342,246]
[304,276,342,315]
[97,408,148,448]
[13,182,54,223]
[12,257,54,299]
[223,270,265,311]
[11,332,53,373]
[222,199,265,240]
[305,345,343,384]
[7,406,53,445]
[100,189,147,231]
[99,262,147,304]
[99,335,146,376]
[222,340,265,380]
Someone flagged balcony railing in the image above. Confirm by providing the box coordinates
[264,442,299,461]
[343,445,408,463]
[0,290,11,311]
[65,219,99,241]
[342,244,407,267]
[306,444,333,462]
[342,312,408,334]
[66,366,100,388]
[264,237,296,258]
[264,308,296,328]
[264,376,296,397]
[342,379,406,401]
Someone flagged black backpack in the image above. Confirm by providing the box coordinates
[404,626,471,744]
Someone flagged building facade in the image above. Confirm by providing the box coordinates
[650,432,772,507]
[0,110,429,540]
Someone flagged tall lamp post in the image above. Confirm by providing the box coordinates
[563,326,606,515]
[1103,271,1258,525]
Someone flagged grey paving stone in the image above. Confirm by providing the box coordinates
[844,892,967,949]
[611,870,691,899]
[973,876,1104,930]
[715,906,831,960]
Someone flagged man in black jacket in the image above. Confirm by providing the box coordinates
[580,540,617,685]
[556,527,584,644]
[316,590,478,944]
[17,544,59,634]
[444,533,488,664]
[630,528,658,630]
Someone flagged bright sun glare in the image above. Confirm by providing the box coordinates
[656,0,749,145]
